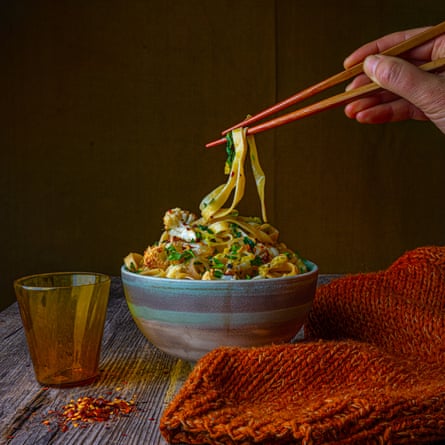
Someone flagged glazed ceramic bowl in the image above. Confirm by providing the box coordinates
[121,261,318,361]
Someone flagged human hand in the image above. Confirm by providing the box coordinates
[343,27,445,134]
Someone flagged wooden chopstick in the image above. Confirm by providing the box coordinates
[206,57,445,148]
[206,20,445,148]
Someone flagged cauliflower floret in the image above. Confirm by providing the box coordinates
[143,245,169,270]
[163,208,198,242]
[163,208,197,230]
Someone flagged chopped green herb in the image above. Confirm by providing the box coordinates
[225,132,235,171]
[229,244,241,255]
[166,245,195,262]
[181,250,195,261]
[243,236,255,249]
[212,258,225,269]
[250,256,263,267]
[197,224,214,234]
[213,270,224,278]
[230,223,242,238]
[166,245,181,261]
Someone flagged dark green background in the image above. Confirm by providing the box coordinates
[2,1,444,310]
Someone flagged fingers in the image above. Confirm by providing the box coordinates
[346,98,427,124]
[344,54,444,126]
[345,73,370,91]
[344,91,398,119]
[344,86,423,123]
[343,26,445,134]
[343,27,432,68]
[363,54,445,120]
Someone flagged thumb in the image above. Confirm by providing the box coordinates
[363,54,445,120]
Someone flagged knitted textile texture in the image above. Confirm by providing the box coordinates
[160,246,445,444]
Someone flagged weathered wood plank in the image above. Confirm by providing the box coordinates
[1,276,338,444]
[0,279,192,444]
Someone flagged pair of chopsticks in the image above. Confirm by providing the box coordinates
[206,21,445,148]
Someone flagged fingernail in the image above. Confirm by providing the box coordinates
[343,55,353,69]
[363,55,381,83]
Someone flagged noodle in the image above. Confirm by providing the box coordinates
[124,127,308,280]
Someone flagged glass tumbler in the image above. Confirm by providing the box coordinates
[14,272,110,387]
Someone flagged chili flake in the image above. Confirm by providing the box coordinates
[42,396,137,431]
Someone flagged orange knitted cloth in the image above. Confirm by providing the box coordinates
[160,246,445,444]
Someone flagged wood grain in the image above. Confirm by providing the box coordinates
[0,275,337,444]
[0,279,193,444]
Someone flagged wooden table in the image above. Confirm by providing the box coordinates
[0,276,335,445]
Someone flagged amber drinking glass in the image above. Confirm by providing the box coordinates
[14,272,110,387]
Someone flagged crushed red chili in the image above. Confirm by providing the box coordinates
[42,396,137,431]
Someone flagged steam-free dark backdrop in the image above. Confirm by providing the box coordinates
[2,0,444,310]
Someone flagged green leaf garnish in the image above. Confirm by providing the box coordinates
[250,256,263,267]
[166,245,195,262]
[213,270,224,278]
[212,258,225,269]
[230,243,241,254]
[243,236,255,249]
[197,224,214,234]
[230,223,242,238]
[225,132,235,171]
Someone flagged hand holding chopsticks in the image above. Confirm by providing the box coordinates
[206,21,445,148]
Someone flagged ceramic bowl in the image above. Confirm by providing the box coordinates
[121,261,318,361]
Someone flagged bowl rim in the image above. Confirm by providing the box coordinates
[120,260,318,284]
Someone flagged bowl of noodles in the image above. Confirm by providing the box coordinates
[121,128,318,361]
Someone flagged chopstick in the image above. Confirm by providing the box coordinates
[206,20,445,148]
[206,57,445,148]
